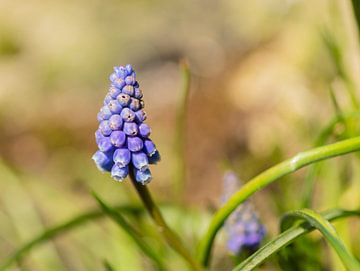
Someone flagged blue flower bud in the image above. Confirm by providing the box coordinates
[99,120,112,136]
[117,93,130,106]
[125,64,133,74]
[120,108,135,122]
[95,129,105,144]
[134,168,152,184]
[127,136,144,152]
[110,131,126,147]
[92,150,114,172]
[135,109,147,123]
[132,152,149,171]
[148,150,161,164]
[108,100,123,114]
[98,137,114,153]
[134,87,143,99]
[123,122,138,136]
[143,139,156,155]
[123,85,134,96]
[109,114,123,130]
[129,98,141,111]
[113,78,126,89]
[139,123,151,138]
[93,64,160,184]
[111,164,129,181]
[109,86,121,98]
[125,74,136,85]
[113,148,131,167]
[114,66,127,79]
[104,94,113,105]
[100,106,112,120]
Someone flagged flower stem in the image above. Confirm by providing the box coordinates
[197,136,360,267]
[129,170,203,271]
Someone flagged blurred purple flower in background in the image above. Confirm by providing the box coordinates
[92,64,160,184]
[222,171,266,255]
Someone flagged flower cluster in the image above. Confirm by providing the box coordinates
[92,64,160,184]
[222,171,266,255]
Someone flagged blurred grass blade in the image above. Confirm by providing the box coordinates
[232,209,360,271]
[92,192,166,271]
[351,0,360,37]
[280,209,360,271]
[174,59,191,199]
[197,136,360,267]
[0,204,143,271]
[103,259,116,271]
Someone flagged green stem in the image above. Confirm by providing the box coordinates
[129,171,203,271]
[0,205,143,271]
[197,136,360,267]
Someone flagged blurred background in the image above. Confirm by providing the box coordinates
[0,0,359,270]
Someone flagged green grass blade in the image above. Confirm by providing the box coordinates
[280,209,360,271]
[197,136,360,267]
[0,204,143,271]
[103,259,116,271]
[92,192,166,271]
[174,59,191,198]
[233,209,360,271]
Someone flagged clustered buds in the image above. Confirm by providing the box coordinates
[92,64,160,184]
[222,171,266,255]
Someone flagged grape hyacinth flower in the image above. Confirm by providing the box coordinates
[92,64,160,184]
[222,171,266,255]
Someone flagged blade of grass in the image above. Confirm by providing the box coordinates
[232,209,360,271]
[92,192,166,271]
[197,136,360,267]
[174,59,191,199]
[280,209,360,271]
[0,204,143,271]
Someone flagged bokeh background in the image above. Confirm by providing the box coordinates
[0,0,359,270]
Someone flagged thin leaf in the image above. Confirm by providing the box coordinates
[281,209,360,271]
[0,204,143,271]
[232,209,360,271]
[103,259,116,271]
[92,192,166,271]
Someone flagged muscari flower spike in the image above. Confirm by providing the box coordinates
[222,171,266,255]
[92,64,160,184]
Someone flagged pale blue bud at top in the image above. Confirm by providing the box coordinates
[122,85,134,96]
[222,171,266,255]
[92,64,160,184]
